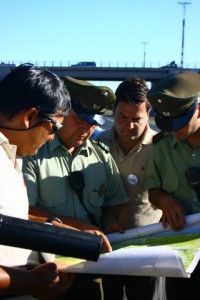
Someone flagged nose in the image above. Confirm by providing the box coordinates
[129,122,135,129]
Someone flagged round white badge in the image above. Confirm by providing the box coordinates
[127,174,138,186]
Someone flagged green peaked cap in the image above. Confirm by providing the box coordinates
[147,71,200,131]
[147,71,200,117]
[62,76,116,114]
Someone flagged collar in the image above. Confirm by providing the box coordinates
[48,134,61,153]
[141,124,156,145]
[171,134,178,147]
[170,133,200,149]
[112,124,155,146]
[0,132,8,144]
[0,132,21,171]
[73,139,92,157]
[48,134,92,157]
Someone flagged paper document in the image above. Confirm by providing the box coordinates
[55,213,200,278]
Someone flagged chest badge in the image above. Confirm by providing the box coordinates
[127,174,138,186]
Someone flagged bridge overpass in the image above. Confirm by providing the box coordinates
[0,64,200,84]
[46,66,185,83]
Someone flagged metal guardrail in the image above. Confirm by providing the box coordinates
[1,62,200,83]
[1,60,200,69]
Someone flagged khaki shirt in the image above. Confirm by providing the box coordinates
[23,136,129,226]
[94,125,162,228]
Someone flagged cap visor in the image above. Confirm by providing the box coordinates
[155,99,198,132]
[79,114,104,126]
[72,101,105,126]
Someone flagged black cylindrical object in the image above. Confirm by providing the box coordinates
[0,214,102,261]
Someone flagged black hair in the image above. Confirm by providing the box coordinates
[115,77,151,112]
[0,64,71,119]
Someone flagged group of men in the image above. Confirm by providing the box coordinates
[0,63,200,300]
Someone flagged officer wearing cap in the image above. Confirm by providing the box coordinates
[23,77,129,300]
[145,71,200,300]
[147,71,200,132]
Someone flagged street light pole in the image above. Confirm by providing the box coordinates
[178,1,191,68]
[142,42,148,68]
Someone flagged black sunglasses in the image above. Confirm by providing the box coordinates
[0,113,63,134]
[41,114,63,134]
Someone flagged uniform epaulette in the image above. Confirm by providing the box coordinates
[153,131,168,145]
[91,139,109,153]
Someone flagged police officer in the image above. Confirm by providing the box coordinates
[23,77,129,300]
[145,71,200,300]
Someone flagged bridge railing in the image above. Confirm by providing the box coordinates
[1,60,200,69]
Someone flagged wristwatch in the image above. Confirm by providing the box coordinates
[46,216,63,224]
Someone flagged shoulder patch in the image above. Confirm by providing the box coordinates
[91,139,109,153]
[153,131,167,145]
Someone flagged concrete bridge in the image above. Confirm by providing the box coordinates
[0,64,199,84]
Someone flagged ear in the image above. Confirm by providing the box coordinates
[23,108,39,129]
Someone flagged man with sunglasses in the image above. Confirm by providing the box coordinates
[23,76,129,300]
[145,71,200,300]
[0,65,109,300]
[0,64,72,299]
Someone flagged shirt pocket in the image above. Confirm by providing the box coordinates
[39,187,66,208]
[87,189,104,218]
[162,176,180,194]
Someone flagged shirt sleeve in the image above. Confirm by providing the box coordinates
[22,156,39,206]
[144,145,163,190]
[102,152,129,208]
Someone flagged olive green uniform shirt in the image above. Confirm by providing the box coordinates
[23,136,129,226]
[94,125,161,228]
[145,132,200,214]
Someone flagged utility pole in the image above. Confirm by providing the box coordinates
[178,1,191,68]
[142,41,148,68]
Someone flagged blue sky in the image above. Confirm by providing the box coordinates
[0,0,199,91]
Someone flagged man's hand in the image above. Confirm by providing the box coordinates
[29,208,112,252]
[160,194,186,231]
[53,219,112,253]
[103,220,125,235]
[83,227,112,252]
[0,263,74,300]
[30,262,75,299]
[149,188,186,231]
[102,204,127,234]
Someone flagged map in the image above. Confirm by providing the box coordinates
[55,213,200,278]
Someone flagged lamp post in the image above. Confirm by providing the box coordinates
[178,1,191,68]
[142,42,148,68]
